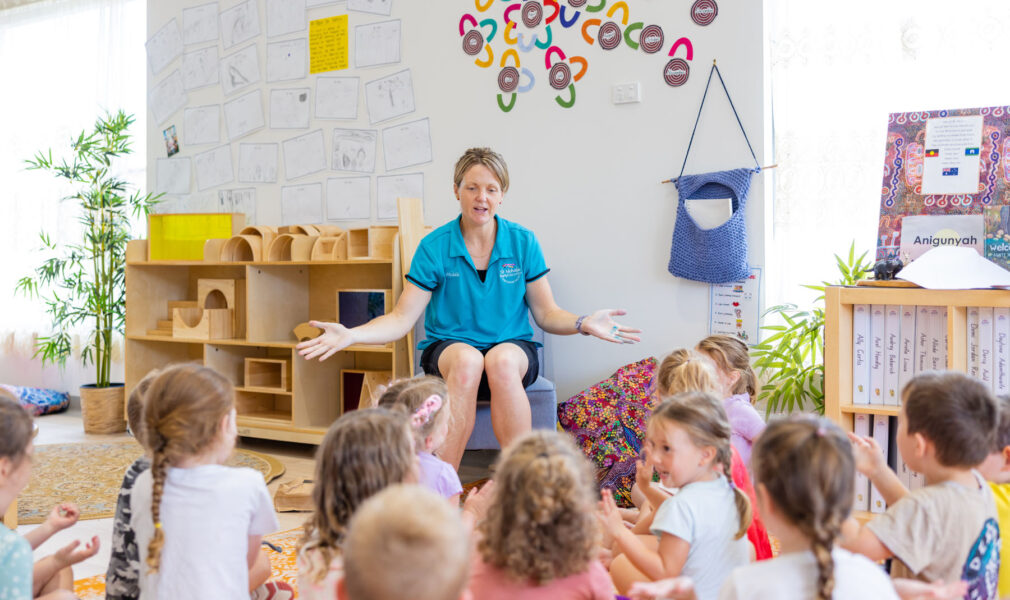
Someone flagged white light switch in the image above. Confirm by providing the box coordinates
[612,81,642,104]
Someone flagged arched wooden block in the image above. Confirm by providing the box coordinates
[239,226,278,252]
[221,235,262,262]
[172,307,234,339]
[281,224,320,236]
[311,234,348,261]
[293,322,322,341]
[267,234,320,262]
[196,278,245,337]
[204,238,228,262]
[316,225,345,237]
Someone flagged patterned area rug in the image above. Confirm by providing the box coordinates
[19,441,285,524]
[73,527,303,599]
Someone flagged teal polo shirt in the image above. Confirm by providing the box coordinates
[406,215,550,351]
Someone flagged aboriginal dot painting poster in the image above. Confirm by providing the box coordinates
[877,106,1010,270]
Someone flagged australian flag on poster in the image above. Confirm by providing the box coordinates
[943,167,959,176]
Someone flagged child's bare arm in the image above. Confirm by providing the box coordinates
[597,490,666,580]
[848,432,909,505]
[657,533,690,579]
[642,483,674,512]
[247,535,264,570]
[839,517,893,562]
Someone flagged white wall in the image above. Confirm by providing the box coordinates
[147,0,766,401]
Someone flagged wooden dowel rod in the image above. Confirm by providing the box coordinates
[661,163,778,184]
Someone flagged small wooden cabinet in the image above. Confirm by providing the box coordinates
[124,238,410,444]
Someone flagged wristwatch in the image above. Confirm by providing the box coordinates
[575,315,590,335]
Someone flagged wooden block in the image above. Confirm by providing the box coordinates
[167,300,198,314]
[245,358,292,391]
[157,320,173,330]
[221,235,262,262]
[281,224,320,236]
[197,278,246,338]
[172,307,234,339]
[347,228,369,259]
[273,479,314,512]
[293,322,322,341]
[359,371,392,409]
[316,225,345,236]
[368,226,399,260]
[291,236,318,261]
[267,234,299,262]
[311,235,348,261]
[204,238,228,262]
[146,328,172,336]
[239,226,278,254]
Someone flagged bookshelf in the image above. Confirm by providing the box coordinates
[824,283,1010,521]
[124,238,410,445]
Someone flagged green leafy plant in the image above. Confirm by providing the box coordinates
[16,110,160,387]
[751,242,873,415]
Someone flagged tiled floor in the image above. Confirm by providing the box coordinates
[16,407,494,581]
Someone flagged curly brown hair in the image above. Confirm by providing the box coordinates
[477,430,598,585]
[299,407,416,583]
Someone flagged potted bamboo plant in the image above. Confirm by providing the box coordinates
[18,110,160,433]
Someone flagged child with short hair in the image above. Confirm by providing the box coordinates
[696,335,765,470]
[599,392,752,599]
[843,371,1000,595]
[973,394,1010,598]
[378,376,463,503]
[131,363,280,599]
[339,484,471,600]
[469,429,612,599]
[0,393,96,600]
[298,407,418,600]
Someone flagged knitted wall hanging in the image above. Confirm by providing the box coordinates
[667,62,762,284]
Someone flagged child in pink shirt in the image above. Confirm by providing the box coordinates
[697,335,765,470]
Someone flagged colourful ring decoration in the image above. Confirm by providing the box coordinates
[499,66,521,92]
[504,20,519,44]
[559,6,580,27]
[606,1,629,25]
[522,2,543,27]
[691,0,718,26]
[503,2,522,24]
[475,44,495,67]
[545,45,567,68]
[555,83,576,108]
[459,14,478,35]
[498,93,517,113]
[568,0,587,6]
[479,18,498,42]
[549,62,572,89]
[517,67,536,93]
[663,58,690,86]
[569,55,588,81]
[581,18,601,44]
[475,0,494,12]
[585,0,605,13]
[462,30,485,55]
[544,0,560,24]
[598,21,622,49]
[668,36,694,60]
[623,22,643,50]
[639,24,664,53]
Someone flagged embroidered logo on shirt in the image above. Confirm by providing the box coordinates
[499,263,522,284]
[446,271,460,278]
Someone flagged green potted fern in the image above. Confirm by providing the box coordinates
[751,243,873,415]
[18,110,160,433]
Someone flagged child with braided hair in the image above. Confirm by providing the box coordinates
[129,364,280,599]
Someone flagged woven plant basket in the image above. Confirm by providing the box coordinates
[80,384,126,434]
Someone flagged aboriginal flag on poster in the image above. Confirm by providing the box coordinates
[877,106,1010,271]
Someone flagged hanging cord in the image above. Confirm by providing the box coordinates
[677,61,762,180]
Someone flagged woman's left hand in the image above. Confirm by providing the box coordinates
[581,309,642,344]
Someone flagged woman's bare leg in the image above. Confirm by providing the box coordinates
[484,344,531,450]
[438,343,485,469]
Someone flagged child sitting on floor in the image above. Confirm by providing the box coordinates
[131,363,283,599]
[297,407,418,600]
[599,392,751,599]
[379,376,463,503]
[696,335,766,472]
[843,371,1000,596]
[0,393,97,600]
[469,430,613,600]
[978,394,1010,597]
[339,484,471,600]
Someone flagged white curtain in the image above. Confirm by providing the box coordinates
[0,0,145,390]
[766,0,1010,310]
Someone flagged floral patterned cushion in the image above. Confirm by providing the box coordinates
[1,384,70,416]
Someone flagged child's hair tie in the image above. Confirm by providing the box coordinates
[411,394,443,427]
[154,522,162,529]
[816,426,826,437]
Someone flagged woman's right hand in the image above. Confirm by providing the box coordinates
[296,321,355,361]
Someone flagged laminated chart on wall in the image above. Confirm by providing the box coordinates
[877,106,1010,271]
[708,267,760,344]
[459,0,712,113]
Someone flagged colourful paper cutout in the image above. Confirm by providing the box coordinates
[559,6,580,27]
[475,43,494,67]
[585,0,606,13]
[581,18,601,44]
[555,83,576,108]
[669,36,693,60]
[309,14,348,74]
[623,22,643,49]
[606,1,629,25]
[475,0,494,12]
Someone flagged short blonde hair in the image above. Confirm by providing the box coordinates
[655,348,720,399]
[453,147,510,192]
[343,484,470,600]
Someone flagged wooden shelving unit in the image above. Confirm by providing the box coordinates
[124,238,410,445]
[824,283,1010,522]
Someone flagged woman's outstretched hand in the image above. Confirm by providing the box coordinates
[580,309,642,344]
[296,320,355,361]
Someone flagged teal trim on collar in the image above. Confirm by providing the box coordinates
[448,215,517,265]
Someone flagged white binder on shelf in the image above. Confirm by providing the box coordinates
[871,305,886,404]
[996,308,1010,395]
[980,307,995,390]
[869,415,890,514]
[916,306,930,375]
[852,304,870,405]
[899,305,916,404]
[929,307,945,372]
[853,413,872,511]
[968,306,980,380]
[884,305,901,406]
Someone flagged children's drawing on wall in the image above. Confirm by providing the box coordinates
[194,144,234,191]
[460,0,703,113]
[220,43,260,95]
[315,76,359,119]
[182,2,218,46]
[331,129,377,173]
[146,18,183,76]
[163,125,180,157]
[238,143,279,183]
[220,0,260,50]
[348,0,392,17]
[364,69,415,124]
[183,105,220,146]
[181,46,219,90]
[266,38,308,83]
[877,106,1010,273]
[354,19,401,68]
[270,88,311,129]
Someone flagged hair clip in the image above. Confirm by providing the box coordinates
[411,394,443,427]
[816,426,826,437]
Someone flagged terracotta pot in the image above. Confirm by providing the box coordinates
[80,383,126,434]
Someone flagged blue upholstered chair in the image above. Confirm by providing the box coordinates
[413,316,558,450]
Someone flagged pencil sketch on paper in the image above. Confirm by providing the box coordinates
[182,46,219,90]
[267,0,307,38]
[271,88,311,129]
[326,176,371,221]
[194,145,234,191]
[331,129,377,173]
[150,70,187,124]
[364,69,414,124]
[381,118,432,171]
[184,105,220,146]
[156,158,192,195]
[218,188,257,224]
[315,76,358,120]
[354,20,400,68]
[224,89,265,141]
[220,43,260,96]
[182,2,218,45]
[281,183,324,225]
[376,173,423,220]
[348,0,392,16]
[307,0,340,6]
[146,18,183,75]
[267,38,308,83]
[282,130,327,180]
[220,0,260,50]
[239,143,278,183]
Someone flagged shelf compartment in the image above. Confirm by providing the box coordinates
[124,339,203,401]
[204,345,292,389]
[244,358,291,392]
[235,390,292,425]
[125,264,245,337]
[341,369,392,412]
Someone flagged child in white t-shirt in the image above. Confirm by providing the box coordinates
[130,364,280,600]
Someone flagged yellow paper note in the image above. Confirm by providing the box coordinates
[310,14,348,74]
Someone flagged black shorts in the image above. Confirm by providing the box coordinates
[419,339,540,401]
